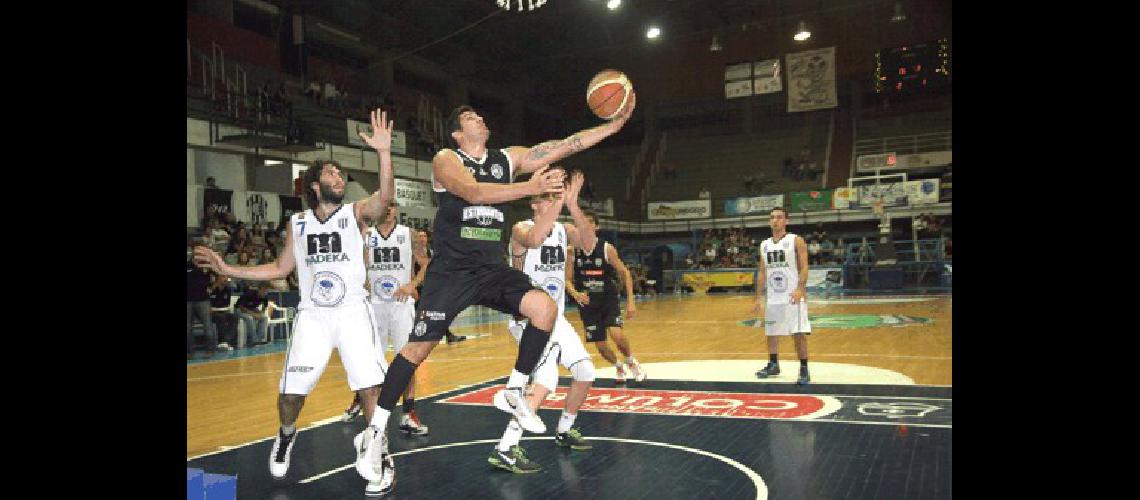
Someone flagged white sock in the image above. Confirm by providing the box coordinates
[281,424,296,435]
[497,420,524,452]
[507,369,530,389]
[370,408,391,429]
[556,412,577,434]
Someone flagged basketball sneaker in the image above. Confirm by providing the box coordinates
[554,428,593,451]
[614,363,627,384]
[268,427,298,479]
[488,445,543,473]
[353,426,387,482]
[492,388,546,433]
[341,396,362,422]
[365,453,395,497]
[400,410,429,436]
[797,366,810,385]
[627,359,647,383]
[755,362,781,379]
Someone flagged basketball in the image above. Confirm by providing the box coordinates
[586,69,633,120]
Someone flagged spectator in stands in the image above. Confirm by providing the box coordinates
[205,176,218,189]
[188,237,217,359]
[235,282,270,346]
[207,218,231,254]
[685,254,695,269]
[259,246,277,266]
[699,186,711,199]
[250,222,267,250]
[812,223,827,243]
[808,239,822,265]
[209,275,238,350]
[304,79,321,102]
[227,227,251,256]
[322,81,338,108]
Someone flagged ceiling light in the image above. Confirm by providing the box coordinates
[794,21,811,41]
[646,26,661,39]
[607,0,621,10]
[709,35,722,52]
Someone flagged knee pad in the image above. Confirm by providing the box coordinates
[568,359,596,382]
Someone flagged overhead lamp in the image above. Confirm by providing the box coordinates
[709,35,722,52]
[646,26,661,39]
[793,21,811,41]
[607,0,621,10]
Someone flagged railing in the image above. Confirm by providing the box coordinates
[854,131,952,157]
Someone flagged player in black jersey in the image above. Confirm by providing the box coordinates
[357,95,637,481]
[566,211,647,384]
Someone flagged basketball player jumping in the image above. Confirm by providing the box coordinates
[751,206,812,385]
[493,168,599,473]
[193,110,399,494]
[354,94,637,489]
[566,213,646,383]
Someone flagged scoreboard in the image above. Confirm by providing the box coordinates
[875,38,951,95]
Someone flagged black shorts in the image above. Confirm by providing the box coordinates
[412,262,540,341]
[579,293,623,342]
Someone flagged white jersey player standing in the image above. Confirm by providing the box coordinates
[750,206,812,385]
[193,110,400,496]
[340,201,432,437]
[492,168,599,473]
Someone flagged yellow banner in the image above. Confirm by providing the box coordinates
[681,271,754,288]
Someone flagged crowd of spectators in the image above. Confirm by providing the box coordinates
[689,227,757,269]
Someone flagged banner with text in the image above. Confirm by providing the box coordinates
[680,271,755,288]
[581,198,614,217]
[788,190,834,212]
[202,188,234,221]
[856,182,909,208]
[903,179,940,205]
[786,46,838,112]
[724,194,785,216]
[647,200,712,220]
[753,58,783,95]
[832,187,857,209]
[396,178,433,208]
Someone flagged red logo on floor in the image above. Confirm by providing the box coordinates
[440,386,840,420]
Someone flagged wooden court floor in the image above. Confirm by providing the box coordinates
[187,293,951,458]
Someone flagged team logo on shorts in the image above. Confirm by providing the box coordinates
[541,277,563,301]
[375,276,400,301]
[770,270,788,293]
[413,320,427,337]
[311,271,347,306]
[490,163,504,179]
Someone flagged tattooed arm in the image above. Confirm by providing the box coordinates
[506,91,637,175]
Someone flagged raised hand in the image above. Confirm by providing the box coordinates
[565,170,585,206]
[528,164,566,196]
[358,109,394,152]
[609,90,637,130]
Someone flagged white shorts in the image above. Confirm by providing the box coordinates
[373,299,415,355]
[763,301,812,336]
[509,315,592,392]
[279,299,388,394]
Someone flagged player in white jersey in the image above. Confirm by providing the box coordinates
[491,168,598,473]
[750,206,812,385]
[340,201,432,436]
[193,110,399,495]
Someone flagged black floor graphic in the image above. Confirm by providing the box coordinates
[188,378,951,499]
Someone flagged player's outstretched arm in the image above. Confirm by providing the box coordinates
[506,91,637,175]
[194,225,297,281]
[607,243,637,319]
[562,171,598,255]
[791,236,809,304]
[355,109,396,225]
[752,254,766,314]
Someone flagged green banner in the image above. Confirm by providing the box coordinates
[788,190,834,212]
